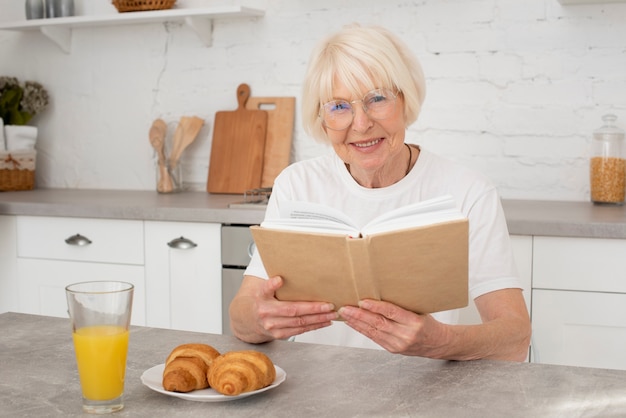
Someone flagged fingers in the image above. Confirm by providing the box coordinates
[262,312,337,340]
[262,276,283,297]
[339,300,421,353]
[263,276,336,317]
[339,304,393,336]
[258,276,339,340]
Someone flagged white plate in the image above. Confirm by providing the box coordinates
[140,363,287,402]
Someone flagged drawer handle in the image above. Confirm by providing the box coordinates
[65,233,92,246]
[167,236,198,250]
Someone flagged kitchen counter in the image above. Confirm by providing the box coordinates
[1,189,626,238]
[3,312,626,417]
[501,199,626,239]
[0,188,266,225]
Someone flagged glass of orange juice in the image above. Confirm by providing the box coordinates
[66,281,134,414]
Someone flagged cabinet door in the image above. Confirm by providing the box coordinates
[15,216,146,325]
[144,221,221,334]
[222,267,245,335]
[532,289,626,370]
[457,235,532,325]
[533,236,626,293]
[17,259,146,325]
[0,215,18,313]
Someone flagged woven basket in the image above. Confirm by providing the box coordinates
[0,151,36,191]
[112,0,177,12]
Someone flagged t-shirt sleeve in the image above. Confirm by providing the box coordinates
[466,189,523,299]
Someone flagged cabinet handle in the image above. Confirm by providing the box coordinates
[167,236,198,250]
[247,241,256,258]
[65,233,92,246]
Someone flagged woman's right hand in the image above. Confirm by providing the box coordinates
[229,275,339,343]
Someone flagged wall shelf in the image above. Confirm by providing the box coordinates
[0,6,264,53]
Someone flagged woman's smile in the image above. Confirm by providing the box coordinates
[352,138,383,148]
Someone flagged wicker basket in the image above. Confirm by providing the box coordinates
[0,151,36,191]
[112,0,177,12]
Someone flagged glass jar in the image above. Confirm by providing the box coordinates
[590,114,626,205]
[156,160,183,194]
[25,0,45,19]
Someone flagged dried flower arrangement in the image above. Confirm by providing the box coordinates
[0,76,49,126]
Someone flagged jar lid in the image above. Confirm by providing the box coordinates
[595,114,625,137]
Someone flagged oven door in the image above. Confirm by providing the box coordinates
[221,267,245,335]
[221,225,255,335]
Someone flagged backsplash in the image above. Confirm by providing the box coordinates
[1,0,625,200]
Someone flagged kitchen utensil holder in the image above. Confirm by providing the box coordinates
[112,0,177,12]
[0,150,36,191]
[156,160,183,194]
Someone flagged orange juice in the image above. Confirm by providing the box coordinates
[72,325,129,401]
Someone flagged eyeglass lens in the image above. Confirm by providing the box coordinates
[321,88,397,130]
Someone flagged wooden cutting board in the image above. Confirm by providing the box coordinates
[207,84,268,194]
[246,96,295,188]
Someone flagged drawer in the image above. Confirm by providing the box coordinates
[533,236,626,293]
[17,216,144,265]
[531,289,626,370]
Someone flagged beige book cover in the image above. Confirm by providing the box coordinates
[250,212,469,314]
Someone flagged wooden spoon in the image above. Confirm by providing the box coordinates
[149,118,173,193]
[169,116,205,170]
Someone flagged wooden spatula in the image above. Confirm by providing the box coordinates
[207,84,268,194]
[148,118,173,193]
[169,116,204,171]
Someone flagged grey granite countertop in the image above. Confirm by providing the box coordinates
[501,199,626,238]
[1,189,626,238]
[0,188,266,225]
[3,312,626,417]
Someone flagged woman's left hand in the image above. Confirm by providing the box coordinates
[338,299,445,357]
[338,288,531,361]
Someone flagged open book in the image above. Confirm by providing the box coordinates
[250,195,469,314]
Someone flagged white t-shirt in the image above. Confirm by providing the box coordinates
[245,147,521,349]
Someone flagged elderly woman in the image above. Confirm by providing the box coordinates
[230,24,531,361]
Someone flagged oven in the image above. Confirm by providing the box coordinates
[220,224,256,335]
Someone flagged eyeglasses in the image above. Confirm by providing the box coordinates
[320,88,399,131]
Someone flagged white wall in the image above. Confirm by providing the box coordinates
[1,0,625,200]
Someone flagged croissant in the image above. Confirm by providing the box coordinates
[208,350,276,396]
[162,343,221,393]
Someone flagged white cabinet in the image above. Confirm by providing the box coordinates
[531,236,626,370]
[15,216,147,325]
[533,236,626,293]
[532,289,626,370]
[0,216,18,313]
[144,221,221,334]
[4,215,222,333]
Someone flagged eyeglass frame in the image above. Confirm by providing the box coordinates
[319,88,400,131]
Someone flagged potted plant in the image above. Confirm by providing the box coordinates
[0,76,49,151]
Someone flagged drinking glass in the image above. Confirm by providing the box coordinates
[66,281,134,414]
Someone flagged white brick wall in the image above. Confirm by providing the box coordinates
[1,0,625,201]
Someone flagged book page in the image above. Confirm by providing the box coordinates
[364,194,455,226]
[362,195,464,236]
[261,195,464,237]
[261,200,360,236]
